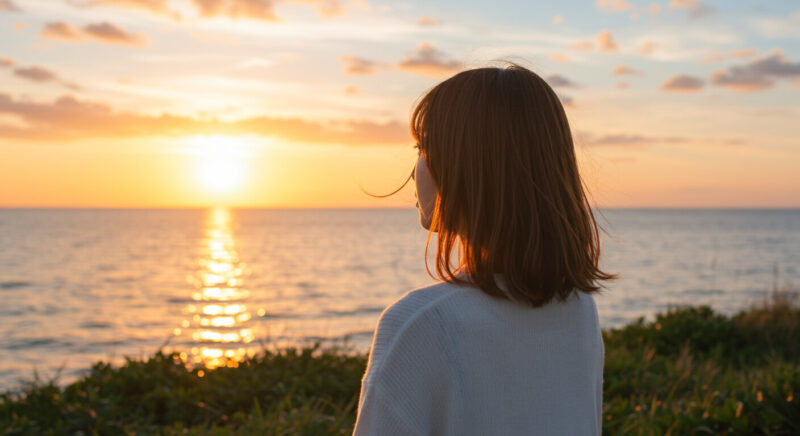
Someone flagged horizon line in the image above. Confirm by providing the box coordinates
[1,206,799,211]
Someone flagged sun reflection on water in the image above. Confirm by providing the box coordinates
[173,209,259,370]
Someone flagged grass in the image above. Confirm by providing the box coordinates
[1,291,798,435]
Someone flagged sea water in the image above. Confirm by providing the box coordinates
[1,208,798,389]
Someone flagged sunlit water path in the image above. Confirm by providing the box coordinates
[1,208,798,389]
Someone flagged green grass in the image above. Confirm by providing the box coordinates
[2,291,798,435]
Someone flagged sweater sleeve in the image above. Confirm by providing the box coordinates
[352,380,422,435]
[352,293,459,436]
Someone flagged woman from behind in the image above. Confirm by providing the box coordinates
[353,62,615,436]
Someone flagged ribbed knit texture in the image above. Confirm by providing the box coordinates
[352,279,604,435]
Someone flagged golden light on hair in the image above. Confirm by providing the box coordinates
[411,63,616,307]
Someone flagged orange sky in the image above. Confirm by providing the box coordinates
[1,0,799,208]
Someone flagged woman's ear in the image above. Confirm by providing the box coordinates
[414,155,438,231]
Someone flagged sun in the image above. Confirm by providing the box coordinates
[188,135,249,193]
[200,158,241,191]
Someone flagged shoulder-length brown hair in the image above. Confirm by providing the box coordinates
[412,62,615,307]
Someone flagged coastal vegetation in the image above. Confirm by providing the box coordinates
[2,291,798,435]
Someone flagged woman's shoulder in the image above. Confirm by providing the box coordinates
[363,282,464,379]
[374,281,463,340]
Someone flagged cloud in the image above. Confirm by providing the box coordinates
[344,86,359,95]
[41,22,83,40]
[191,0,278,21]
[80,0,343,21]
[660,74,704,92]
[77,0,180,19]
[616,81,629,89]
[5,63,81,90]
[700,48,757,64]
[568,40,594,52]
[596,0,631,12]
[83,22,146,45]
[636,41,658,55]
[396,43,461,77]
[552,14,563,24]
[558,95,574,107]
[750,11,800,39]
[579,132,746,148]
[77,0,280,21]
[710,52,800,92]
[596,30,618,53]
[585,133,687,147]
[0,93,410,145]
[669,0,714,19]
[292,0,343,17]
[40,21,147,46]
[0,0,19,11]
[339,56,380,75]
[13,66,58,82]
[417,16,441,26]
[612,65,643,76]
[546,74,578,88]
[549,53,569,63]
[669,0,696,7]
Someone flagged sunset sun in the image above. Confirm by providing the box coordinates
[188,136,249,193]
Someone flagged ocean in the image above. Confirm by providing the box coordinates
[1,208,798,390]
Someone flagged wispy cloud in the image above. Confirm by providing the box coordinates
[596,0,631,12]
[750,11,800,39]
[580,132,742,148]
[396,43,461,77]
[567,31,618,54]
[41,22,83,40]
[0,0,20,11]
[79,0,347,21]
[41,21,147,46]
[596,30,618,53]
[13,66,58,83]
[417,16,441,26]
[612,65,643,76]
[8,64,81,90]
[293,0,343,18]
[700,48,756,64]
[569,40,594,52]
[339,56,380,75]
[84,22,147,45]
[546,74,578,88]
[583,133,687,147]
[0,93,410,145]
[710,52,800,92]
[636,40,658,56]
[190,0,278,21]
[660,74,704,92]
[77,0,180,19]
[0,57,14,68]
[669,0,714,20]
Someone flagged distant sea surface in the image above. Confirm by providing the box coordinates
[1,208,799,390]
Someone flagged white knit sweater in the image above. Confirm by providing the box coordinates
[352,279,604,435]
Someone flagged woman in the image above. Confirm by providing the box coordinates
[353,63,614,435]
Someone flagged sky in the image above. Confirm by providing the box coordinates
[0,0,798,208]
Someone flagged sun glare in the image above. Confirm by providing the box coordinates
[188,136,250,193]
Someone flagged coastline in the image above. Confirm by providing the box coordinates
[2,291,798,435]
